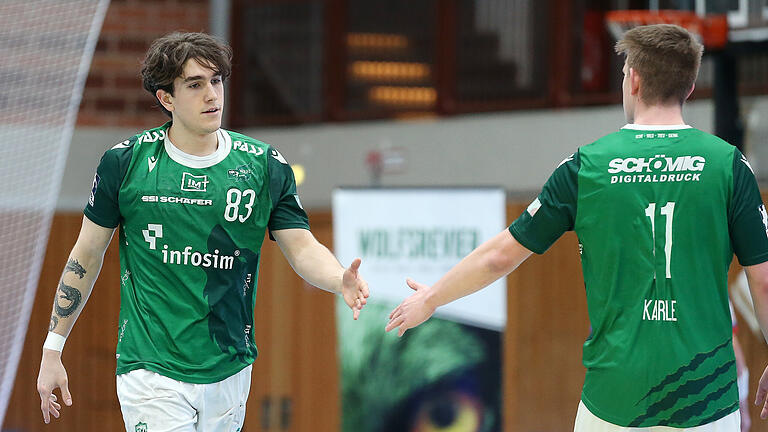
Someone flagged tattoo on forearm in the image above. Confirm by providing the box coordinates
[49,315,58,331]
[54,282,82,317]
[65,258,86,279]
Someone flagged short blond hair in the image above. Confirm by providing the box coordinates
[615,24,703,105]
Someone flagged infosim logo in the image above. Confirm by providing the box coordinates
[608,155,705,174]
[142,223,235,270]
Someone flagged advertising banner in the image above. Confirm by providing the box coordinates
[333,188,506,432]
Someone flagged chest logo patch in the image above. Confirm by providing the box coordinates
[181,172,209,192]
[228,163,257,182]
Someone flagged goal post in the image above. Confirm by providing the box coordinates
[0,0,109,427]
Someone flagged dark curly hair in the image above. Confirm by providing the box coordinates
[140,32,233,118]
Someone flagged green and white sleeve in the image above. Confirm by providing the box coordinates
[266,146,310,239]
[509,152,580,254]
[729,149,768,266]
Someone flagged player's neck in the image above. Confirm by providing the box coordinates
[631,103,686,126]
[167,122,219,156]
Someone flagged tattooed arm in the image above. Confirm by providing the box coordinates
[37,216,115,424]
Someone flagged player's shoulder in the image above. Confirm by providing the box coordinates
[134,123,170,147]
[571,131,622,164]
[100,134,138,166]
[553,151,580,170]
[690,128,738,156]
[224,129,267,145]
[223,129,271,156]
[581,129,627,150]
[104,122,170,158]
[679,128,738,169]
[224,129,292,167]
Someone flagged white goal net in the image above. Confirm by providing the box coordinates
[0,0,109,426]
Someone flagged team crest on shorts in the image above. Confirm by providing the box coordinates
[135,422,147,432]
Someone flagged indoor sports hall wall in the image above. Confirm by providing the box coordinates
[60,98,724,211]
[7,201,768,432]
[75,0,210,127]
[56,0,768,212]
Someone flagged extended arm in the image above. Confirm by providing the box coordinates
[37,216,114,424]
[385,229,533,336]
[272,228,369,319]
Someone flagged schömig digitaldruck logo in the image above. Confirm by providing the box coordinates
[608,154,706,184]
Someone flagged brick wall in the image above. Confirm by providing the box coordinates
[78,0,209,127]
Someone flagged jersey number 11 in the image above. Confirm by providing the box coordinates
[645,202,675,279]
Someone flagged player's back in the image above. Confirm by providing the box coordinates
[575,126,737,427]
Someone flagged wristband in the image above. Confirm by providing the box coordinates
[43,332,66,352]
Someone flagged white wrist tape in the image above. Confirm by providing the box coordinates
[738,370,750,403]
[43,332,66,352]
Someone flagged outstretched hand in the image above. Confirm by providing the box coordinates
[385,278,436,337]
[757,364,768,420]
[37,349,72,424]
[342,258,369,320]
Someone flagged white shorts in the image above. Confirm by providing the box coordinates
[116,366,252,432]
[574,400,740,432]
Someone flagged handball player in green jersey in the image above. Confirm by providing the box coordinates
[35,32,370,431]
[387,24,768,431]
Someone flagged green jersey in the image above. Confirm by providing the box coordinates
[509,125,768,427]
[84,122,309,384]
